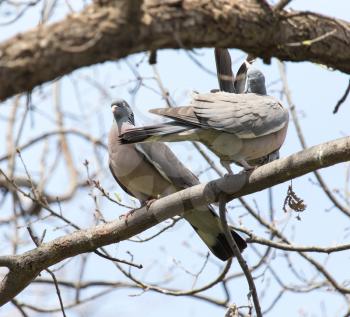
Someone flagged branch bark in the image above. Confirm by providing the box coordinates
[0,135,349,306]
[0,0,349,101]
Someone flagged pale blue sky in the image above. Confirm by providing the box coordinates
[0,1,350,316]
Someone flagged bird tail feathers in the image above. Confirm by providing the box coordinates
[120,123,192,144]
[184,206,247,261]
[214,48,235,93]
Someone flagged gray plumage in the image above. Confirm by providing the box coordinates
[108,100,247,261]
[120,92,289,173]
[233,60,248,94]
[244,64,267,95]
[214,49,281,168]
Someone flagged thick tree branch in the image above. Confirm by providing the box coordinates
[0,0,349,101]
[0,135,349,305]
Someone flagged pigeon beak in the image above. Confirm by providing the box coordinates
[111,105,121,116]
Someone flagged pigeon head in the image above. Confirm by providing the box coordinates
[111,99,135,125]
[245,64,267,95]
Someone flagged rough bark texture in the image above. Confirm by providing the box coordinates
[0,135,349,306]
[0,0,349,101]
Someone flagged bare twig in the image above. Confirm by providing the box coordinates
[27,227,67,317]
[11,299,29,317]
[285,29,337,47]
[333,79,350,114]
[93,249,143,269]
[219,194,262,317]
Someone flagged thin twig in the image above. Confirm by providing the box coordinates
[333,79,350,114]
[54,81,79,200]
[113,248,233,297]
[0,168,80,230]
[285,29,337,47]
[219,194,262,317]
[94,249,143,269]
[27,227,67,317]
[45,270,67,317]
[128,217,181,242]
[11,299,29,317]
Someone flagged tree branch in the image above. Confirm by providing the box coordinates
[219,194,262,316]
[0,135,349,306]
[0,0,349,101]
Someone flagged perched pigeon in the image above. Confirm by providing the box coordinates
[120,93,289,174]
[108,100,247,260]
[214,49,282,167]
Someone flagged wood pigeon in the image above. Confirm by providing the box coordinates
[214,49,283,167]
[120,92,289,174]
[108,100,247,260]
